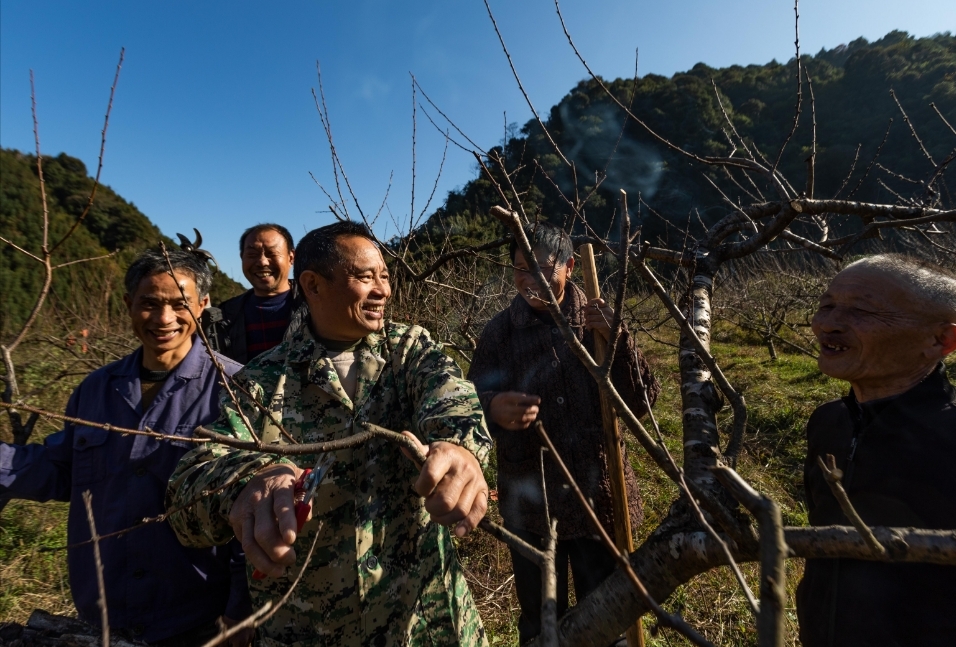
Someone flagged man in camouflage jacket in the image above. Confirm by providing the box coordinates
[166,222,492,647]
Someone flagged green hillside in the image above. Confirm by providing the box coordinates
[0,149,243,335]
[412,31,955,252]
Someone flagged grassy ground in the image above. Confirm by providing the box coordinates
[0,352,79,622]
[2,317,851,644]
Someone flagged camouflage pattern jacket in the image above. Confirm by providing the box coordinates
[166,319,492,647]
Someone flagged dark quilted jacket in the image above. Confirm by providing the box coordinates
[468,282,660,540]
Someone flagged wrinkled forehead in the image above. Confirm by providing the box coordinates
[244,230,288,252]
[822,266,914,308]
[339,236,386,271]
[132,270,199,300]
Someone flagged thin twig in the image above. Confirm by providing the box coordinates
[805,66,817,199]
[50,48,124,254]
[930,102,956,138]
[770,0,803,177]
[816,454,887,558]
[535,422,715,647]
[42,462,275,551]
[0,235,43,263]
[159,241,262,446]
[482,0,570,167]
[82,491,109,647]
[200,521,325,647]
[890,88,935,166]
[0,401,208,443]
[51,250,122,270]
[849,119,893,198]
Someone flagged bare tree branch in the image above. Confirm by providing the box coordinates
[81,491,109,647]
[49,48,124,255]
[712,467,787,647]
[534,422,715,647]
[815,454,887,559]
[201,521,325,647]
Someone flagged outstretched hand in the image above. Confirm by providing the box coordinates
[228,462,304,578]
[401,432,489,537]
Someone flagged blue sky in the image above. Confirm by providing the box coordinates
[2,0,953,284]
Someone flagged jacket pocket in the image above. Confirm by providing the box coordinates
[169,422,199,449]
[72,427,111,487]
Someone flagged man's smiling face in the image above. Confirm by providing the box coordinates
[124,270,208,370]
[302,235,391,342]
[811,266,941,400]
[241,229,294,297]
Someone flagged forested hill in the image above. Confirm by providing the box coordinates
[410,31,955,252]
[0,149,243,333]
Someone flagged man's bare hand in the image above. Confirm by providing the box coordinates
[401,432,489,538]
[585,297,614,339]
[489,391,541,430]
[228,462,303,578]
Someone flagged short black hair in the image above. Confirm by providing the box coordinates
[294,221,376,282]
[509,221,573,266]
[124,247,213,299]
[239,223,295,254]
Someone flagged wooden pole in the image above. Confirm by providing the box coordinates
[579,243,645,647]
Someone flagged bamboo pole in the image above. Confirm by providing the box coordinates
[579,243,645,647]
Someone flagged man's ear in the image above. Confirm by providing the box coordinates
[937,322,956,358]
[199,294,210,311]
[123,293,132,312]
[565,256,575,276]
[298,270,325,300]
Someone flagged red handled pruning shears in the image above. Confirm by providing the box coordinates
[251,452,336,580]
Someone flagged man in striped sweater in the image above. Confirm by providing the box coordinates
[215,224,296,364]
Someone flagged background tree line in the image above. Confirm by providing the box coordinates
[407,30,954,256]
[0,149,243,334]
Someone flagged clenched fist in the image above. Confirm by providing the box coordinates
[489,391,541,431]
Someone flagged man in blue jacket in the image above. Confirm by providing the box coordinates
[0,247,252,645]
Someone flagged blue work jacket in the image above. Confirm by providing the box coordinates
[0,338,251,642]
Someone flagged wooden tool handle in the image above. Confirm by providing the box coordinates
[579,243,645,647]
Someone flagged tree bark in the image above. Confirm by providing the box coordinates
[678,252,723,485]
[548,524,956,646]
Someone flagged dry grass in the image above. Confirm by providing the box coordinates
[0,499,73,622]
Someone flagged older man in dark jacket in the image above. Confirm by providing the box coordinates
[798,254,956,647]
[468,222,659,646]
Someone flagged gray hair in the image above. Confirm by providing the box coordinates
[845,254,956,321]
[124,248,213,299]
[509,221,573,266]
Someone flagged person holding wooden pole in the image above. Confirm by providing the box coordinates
[468,221,660,646]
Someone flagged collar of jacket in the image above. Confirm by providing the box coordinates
[282,316,387,411]
[843,361,955,424]
[508,281,588,330]
[108,335,209,381]
[107,335,210,413]
[284,317,385,365]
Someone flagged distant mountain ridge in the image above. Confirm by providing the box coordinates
[407,30,955,254]
[0,149,243,333]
